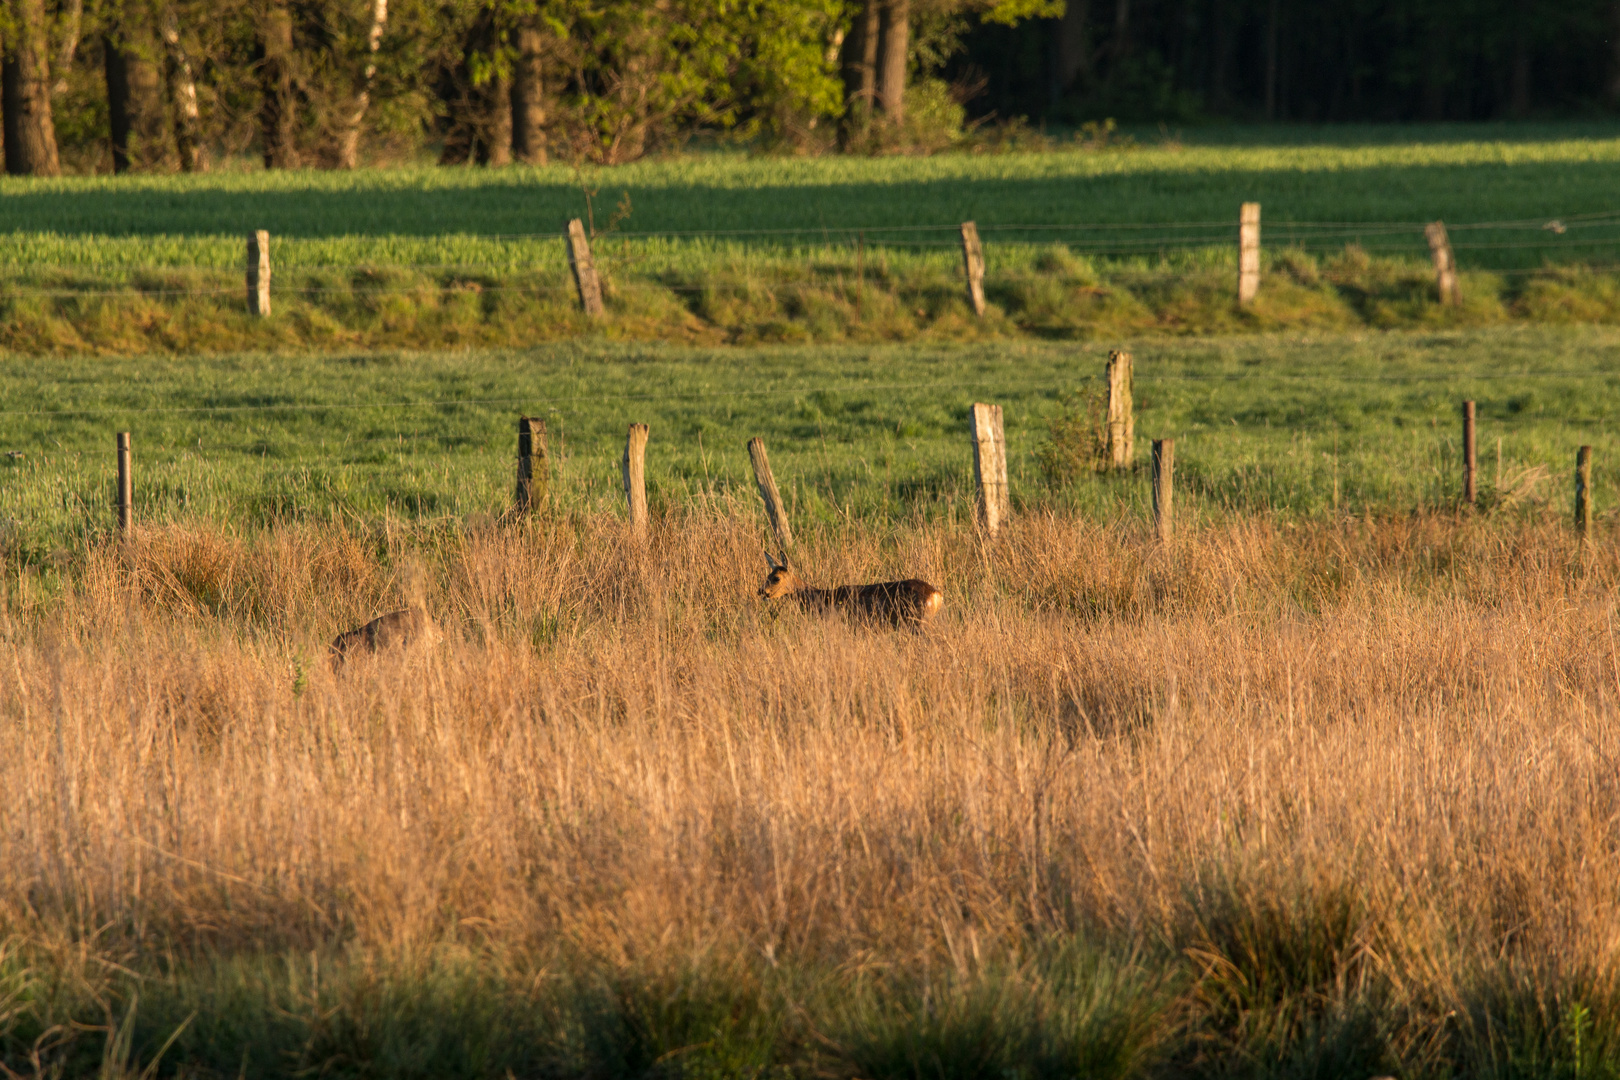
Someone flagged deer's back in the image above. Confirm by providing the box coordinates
[804,579,944,624]
[330,607,432,668]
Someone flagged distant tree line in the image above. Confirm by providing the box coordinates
[0,0,1615,177]
[959,0,1620,125]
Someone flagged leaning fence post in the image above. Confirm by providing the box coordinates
[1462,400,1476,506]
[959,221,986,317]
[746,437,793,552]
[116,431,132,535]
[622,423,649,537]
[515,416,548,513]
[566,218,604,317]
[1105,349,1134,468]
[1152,438,1174,542]
[247,230,271,316]
[1237,202,1260,307]
[1576,445,1593,537]
[1426,221,1459,306]
[970,403,1009,536]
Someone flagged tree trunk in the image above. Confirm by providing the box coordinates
[3,0,60,176]
[510,24,546,165]
[1110,0,1130,63]
[483,75,511,166]
[334,0,387,169]
[258,0,299,168]
[1263,0,1278,120]
[160,7,206,171]
[105,36,133,171]
[441,10,514,165]
[54,0,82,94]
[840,0,879,140]
[1053,0,1090,99]
[105,26,165,172]
[441,76,511,166]
[876,0,908,123]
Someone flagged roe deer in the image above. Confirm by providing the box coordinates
[757,550,943,625]
[330,607,435,669]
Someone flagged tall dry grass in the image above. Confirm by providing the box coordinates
[3,507,1619,1077]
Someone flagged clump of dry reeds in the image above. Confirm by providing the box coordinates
[2,508,1619,1078]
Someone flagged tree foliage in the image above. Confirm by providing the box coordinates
[963,0,1620,125]
[3,0,1620,174]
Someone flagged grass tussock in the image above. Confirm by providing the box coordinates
[4,249,1620,354]
[4,508,1620,1077]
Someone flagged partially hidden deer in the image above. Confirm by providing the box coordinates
[329,607,437,670]
[757,550,943,625]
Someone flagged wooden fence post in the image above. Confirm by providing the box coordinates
[1462,400,1476,506]
[622,423,649,537]
[959,221,986,317]
[746,437,793,552]
[116,431,132,535]
[1426,221,1459,306]
[1576,445,1593,537]
[515,416,548,513]
[566,218,604,317]
[247,230,270,316]
[1105,349,1134,468]
[1152,438,1174,542]
[970,403,1009,536]
[1237,202,1261,307]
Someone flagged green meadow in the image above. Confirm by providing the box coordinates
[6,125,1620,257]
[3,326,1616,558]
[0,126,1618,352]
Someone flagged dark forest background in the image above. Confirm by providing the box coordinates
[0,0,1615,179]
[961,0,1620,125]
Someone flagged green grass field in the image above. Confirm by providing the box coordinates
[4,325,1617,560]
[5,124,1620,353]
[7,124,1620,261]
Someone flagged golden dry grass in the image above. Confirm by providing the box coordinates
[3,508,1619,1076]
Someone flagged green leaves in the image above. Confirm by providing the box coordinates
[978,0,1064,26]
[537,0,846,161]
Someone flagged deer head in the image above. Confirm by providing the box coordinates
[758,549,802,599]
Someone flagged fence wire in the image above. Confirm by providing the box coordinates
[1,213,1618,287]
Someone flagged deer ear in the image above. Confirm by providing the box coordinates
[763,548,782,571]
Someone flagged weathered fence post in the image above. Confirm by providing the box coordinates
[116,431,132,535]
[1237,202,1261,307]
[622,423,649,537]
[1152,438,1174,542]
[746,437,793,552]
[566,218,604,317]
[247,230,271,316]
[1462,400,1476,506]
[1426,221,1459,306]
[1576,445,1593,537]
[970,403,1009,536]
[1106,349,1134,468]
[515,416,548,513]
[959,221,986,317]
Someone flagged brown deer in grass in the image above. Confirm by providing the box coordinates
[329,607,436,670]
[757,550,943,626]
